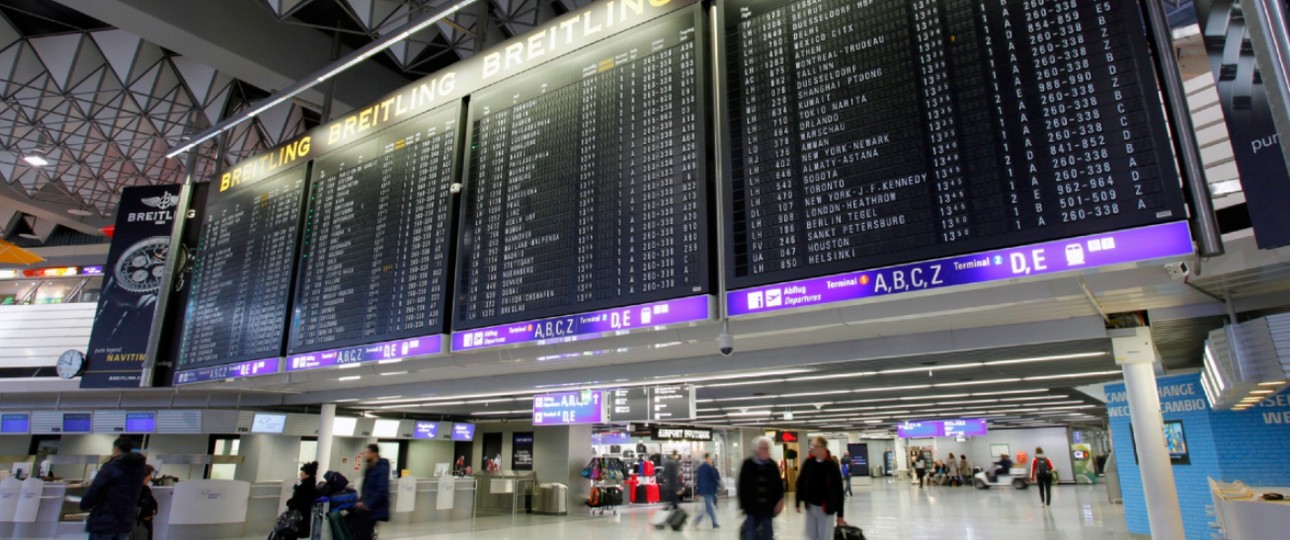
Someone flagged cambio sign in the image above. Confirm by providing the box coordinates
[1106,382,1208,417]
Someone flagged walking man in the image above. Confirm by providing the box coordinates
[738,437,784,540]
[353,444,390,540]
[79,437,147,540]
[694,453,721,529]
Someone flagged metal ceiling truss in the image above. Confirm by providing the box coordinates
[258,0,566,74]
[0,14,313,220]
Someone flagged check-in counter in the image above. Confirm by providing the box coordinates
[388,476,476,526]
[1210,479,1290,540]
[153,479,251,539]
[473,473,535,516]
[0,478,70,539]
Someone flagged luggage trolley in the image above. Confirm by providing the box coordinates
[586,481,622,515]
[310,491,360,540]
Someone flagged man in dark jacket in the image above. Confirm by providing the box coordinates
[353,444,390,540]
[737,437,783,540]
[796,436,846,540]
[662,450,683,510]
[694,453,721,529]
[79,436,147,540]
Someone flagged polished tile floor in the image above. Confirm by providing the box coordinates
[51,480,1134,539]
[288,479,1135,539]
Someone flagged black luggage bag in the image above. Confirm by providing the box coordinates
[666,508,688,531]
[834,524,866,540]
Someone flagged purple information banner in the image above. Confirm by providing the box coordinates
[728,221,1193,316]
[453,295,713,352]
[174,357,281,385]
[413,421,439,440]
[533,391,604,425]
[943,418,988,437]
[286,334,445,372]
[898,421,945,438]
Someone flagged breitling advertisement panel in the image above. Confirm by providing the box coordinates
[81,184,183,389]
[1194,0,1290,249]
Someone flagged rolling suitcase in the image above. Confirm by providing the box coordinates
[666,508,688,531]
[834,524,866,540]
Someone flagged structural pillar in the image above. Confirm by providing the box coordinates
[317,403,336,475]
[894,436,908,478]
[1112,327,1185,540]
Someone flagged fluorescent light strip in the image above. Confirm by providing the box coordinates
[970,389,1049,396]
[365,368,814,406]
[472,410,528,416]
[727,410,773,417]
[779,390,853,398]
[703,379,787,388]
[982,352,1106,366]
[900,394,970,401]
[933,378,1022,387]
[856,384,932,393]
[1023,370,1122,381]
[784,371,877,383]
[338,375,361,382]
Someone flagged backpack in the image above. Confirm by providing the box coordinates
[1035,458,1051,476]
[319,471,350,496]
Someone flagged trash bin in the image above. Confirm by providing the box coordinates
[533,483,568,515]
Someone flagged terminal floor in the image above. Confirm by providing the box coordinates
[57,480,1135,539]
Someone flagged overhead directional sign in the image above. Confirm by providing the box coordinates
[533,391,604,425]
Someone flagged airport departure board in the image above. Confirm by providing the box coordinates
[287,104,461,354]
[455,7,710,329]
[722,0,1188,289]
[178,166,307,369]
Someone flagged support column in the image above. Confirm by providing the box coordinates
[317,404,336,475]
[894,436,908,477]
[1112,328,1185,540]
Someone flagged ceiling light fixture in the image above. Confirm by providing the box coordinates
[380,371,409,376]
[338,375,361,382]
[22,155,48,167]
[1023,370,1122,381]
[856,384,932,393]
[933,378,1021,387]
[784,371,878,383]
[971,389,1049,396]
